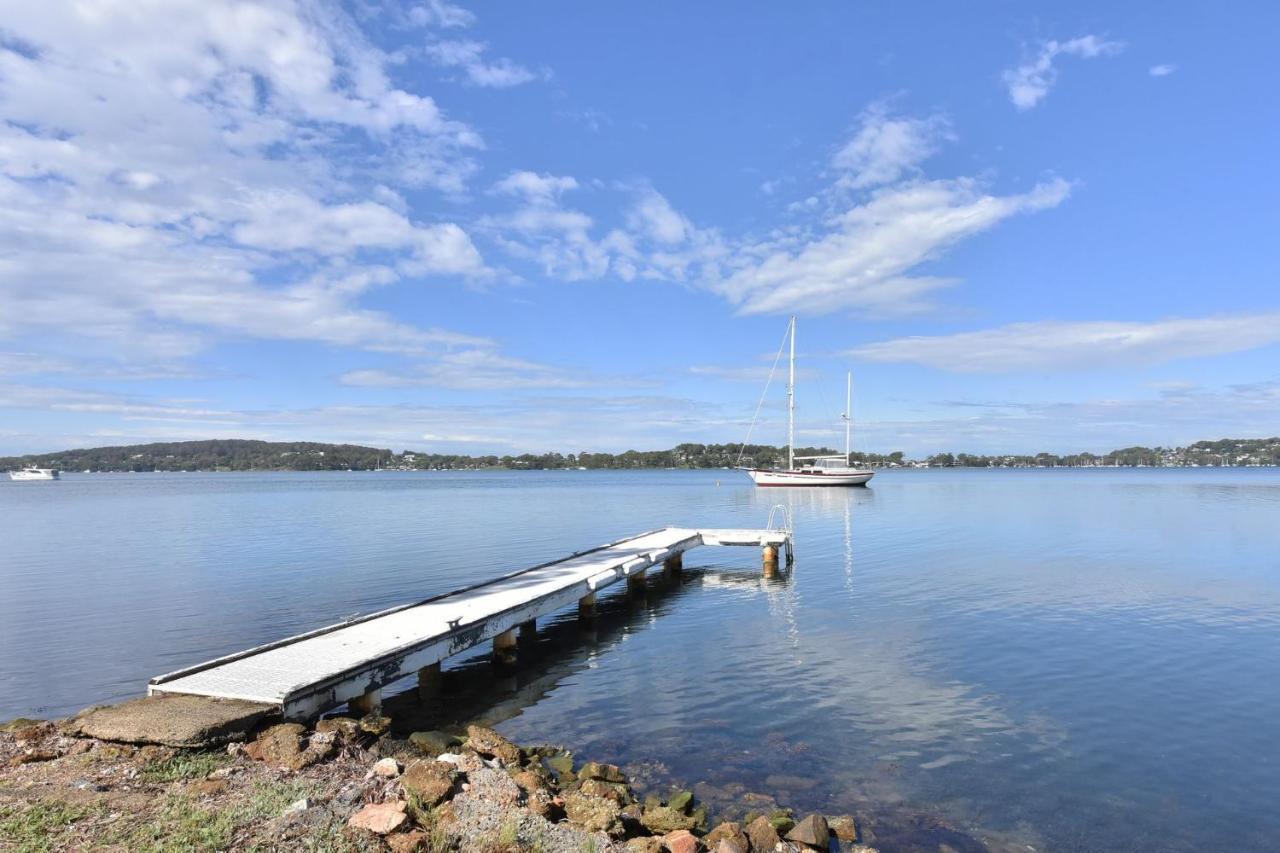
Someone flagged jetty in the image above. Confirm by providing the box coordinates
[148,524,793,721]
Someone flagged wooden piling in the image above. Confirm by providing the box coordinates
[763,544,780,578]
[493,628,518,665]
[348,687,381,716]
[417,662,442,700]
[578,591,596,619]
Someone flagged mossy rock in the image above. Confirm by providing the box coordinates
[667,790,694,814]
[408,730,461,757]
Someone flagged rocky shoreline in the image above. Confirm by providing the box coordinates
[0,707,889,853]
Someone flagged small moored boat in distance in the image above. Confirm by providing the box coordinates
[9,466,59,481]
[742,317,874,487]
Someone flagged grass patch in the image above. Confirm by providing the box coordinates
[138,750,231,783]
[0,800,99,853]
[112,778,321,852]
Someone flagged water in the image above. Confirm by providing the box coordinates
[3,469,1279,851]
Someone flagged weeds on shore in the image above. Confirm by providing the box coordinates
[138,750,231,782]
[0,800,97,853]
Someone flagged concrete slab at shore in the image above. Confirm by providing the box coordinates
[72,694,277,747]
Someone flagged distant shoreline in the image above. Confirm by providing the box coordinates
[4,436,1279,473]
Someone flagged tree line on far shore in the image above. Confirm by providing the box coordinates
[2,437,1278,472]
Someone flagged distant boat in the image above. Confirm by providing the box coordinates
[9,467,59,481]
[742,317,874,487]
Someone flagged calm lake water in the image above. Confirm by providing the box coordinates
[3,469,1279,851]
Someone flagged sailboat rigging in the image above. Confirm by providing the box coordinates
[741,317,874,487]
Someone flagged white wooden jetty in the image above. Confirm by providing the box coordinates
[149,525,792,720]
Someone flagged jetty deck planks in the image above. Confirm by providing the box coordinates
[149,526,790,719]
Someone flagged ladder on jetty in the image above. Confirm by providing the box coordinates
[149,524,793,720]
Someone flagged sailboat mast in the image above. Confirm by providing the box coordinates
[845,371,852,464]
[787,316,796,471]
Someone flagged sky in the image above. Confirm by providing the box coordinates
[1,0,1278,457]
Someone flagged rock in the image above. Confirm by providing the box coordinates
[256,723,308,769]
[283,797,310,814]
[510,768,553,796]
[746,815,781,852]
[579,777,632,804]
[464,725,522,765]
[347,800,408,835]
[667,790,694,814]
[464,767,524,808]
[388,830,430,853]
[563,791,625,836]
[642,805,699,834]
[705,822,748,852]
[785,814,830,850]
[768,810,796,836]
[302,730,337,765]
[335,781,372,807]
[544,753,575,780]
[358,714,391,736]
[715,840,747,853]
[690,805,709,833]
[828,815,859,843]
[579,761,627,784]
[400,760,459,807]
[372,757,402,777]
[408,730,461,757]
[665,829,704,853]
[626,838,666,853]
[315,717,361,740]
[70,695,276,748]
[513,769,559,819]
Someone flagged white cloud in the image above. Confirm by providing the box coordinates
[832,102,952,189]
[407,0,476,29]
[339,348,601,390]
[0,0,493,366]
[487,105,1067,318]
[849,313,1280,372]
[426,39,539,88]
[627,189,692,245]
[1003,35,1125,110]
[492,171,580,201]
[714,177,1071,316]
[1149,64,1177,77]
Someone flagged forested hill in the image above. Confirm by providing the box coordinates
[3,437,1279,472]
[0,440,396,472]
[0,440,838,472]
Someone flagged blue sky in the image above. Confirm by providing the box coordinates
[1,1,1278,456]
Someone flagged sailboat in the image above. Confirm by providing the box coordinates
[743,317,875,487]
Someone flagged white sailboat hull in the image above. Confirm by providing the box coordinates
[746,468,873,487]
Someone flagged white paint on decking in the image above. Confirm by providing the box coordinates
[149,526,790,718]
